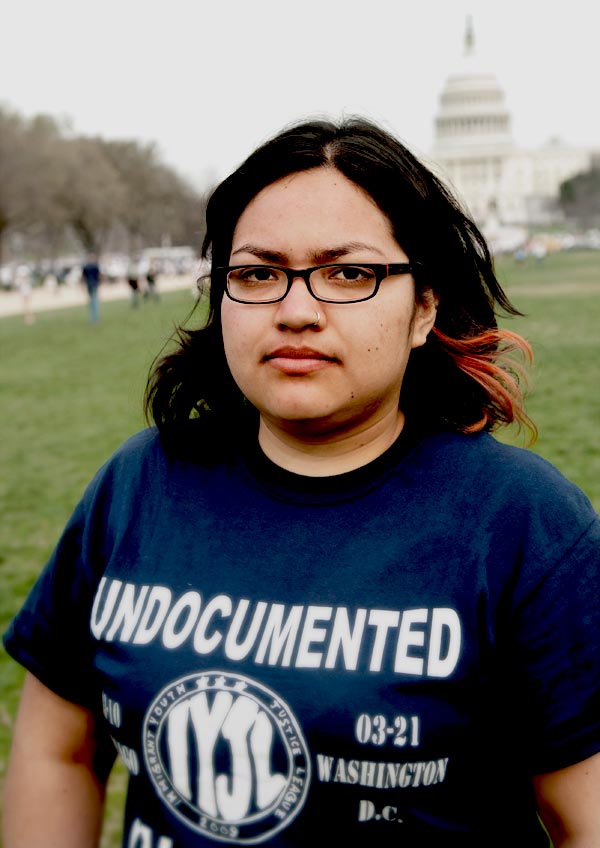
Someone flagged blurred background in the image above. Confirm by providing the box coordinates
[1,0,599,283]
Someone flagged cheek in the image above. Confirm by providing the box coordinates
[220,304,267,397]
[221,305,247,375]
[358,314,413,367]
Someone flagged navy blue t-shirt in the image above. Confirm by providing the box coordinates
[4,427,600,846]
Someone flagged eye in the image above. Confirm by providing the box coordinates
[326,265,376,285]
[230,266,281,285]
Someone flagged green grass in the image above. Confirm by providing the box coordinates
[0,251,598,846]
[495,250,600,507]
[0,289,202,846]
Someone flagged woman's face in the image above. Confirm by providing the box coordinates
[221,167,436,442]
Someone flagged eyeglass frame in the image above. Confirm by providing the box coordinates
[217,262,420,304]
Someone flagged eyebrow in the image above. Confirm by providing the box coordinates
[230,245,287,263]
[230,242,388,264]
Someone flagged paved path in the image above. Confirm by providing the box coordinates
[0,274,197,318]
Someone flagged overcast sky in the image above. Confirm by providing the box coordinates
[2,0,599,189]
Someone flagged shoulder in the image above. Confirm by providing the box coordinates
[413,432,598,526]
[83,425,234,507]
[99,426,164,468]
[110,426,163,460]
[81,428,170,507]
[418,430,592,499]
[414,433,600,564]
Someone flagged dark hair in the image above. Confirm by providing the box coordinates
[145,116,535,457]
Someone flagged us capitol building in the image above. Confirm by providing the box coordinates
[428,19,598,232]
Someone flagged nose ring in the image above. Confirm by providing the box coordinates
[312,311,321,326]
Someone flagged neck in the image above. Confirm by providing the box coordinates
[257,409,405,476]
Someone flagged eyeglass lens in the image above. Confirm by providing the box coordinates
[227,265,379,303]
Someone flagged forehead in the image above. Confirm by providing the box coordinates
[231,167,395,253]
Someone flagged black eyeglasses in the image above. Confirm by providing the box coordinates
[218,263,418,304]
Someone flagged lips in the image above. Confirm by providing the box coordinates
[263,346,339,374]
[264,346,336,362]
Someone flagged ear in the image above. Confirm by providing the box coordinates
[410,288,438,349]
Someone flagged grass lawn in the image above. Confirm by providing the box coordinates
[0,287,204,846]
[0,250,598,846]
[495,249,600,506]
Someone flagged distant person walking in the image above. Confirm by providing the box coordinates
[127,258,141,308]
[143,259,160,302]
[81,254,101,323]
[14,264,35,325]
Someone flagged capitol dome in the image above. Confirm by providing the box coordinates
[428,18,595,229]
[432,18,514,156]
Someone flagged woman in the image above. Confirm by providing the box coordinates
[4,117,600,847]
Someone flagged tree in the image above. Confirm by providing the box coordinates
[0,108,69,264]
[57,136,126,252]
[559,168,600,230]
[0,105,206,262]
[98,139,205,250]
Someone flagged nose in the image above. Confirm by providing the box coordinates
[274,275,322,330]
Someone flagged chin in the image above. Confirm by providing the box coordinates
[269,408,337,428]
[255,390,338,423]
[262,405,360,439]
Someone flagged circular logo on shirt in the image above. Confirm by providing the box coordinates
[143,671,311,844]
